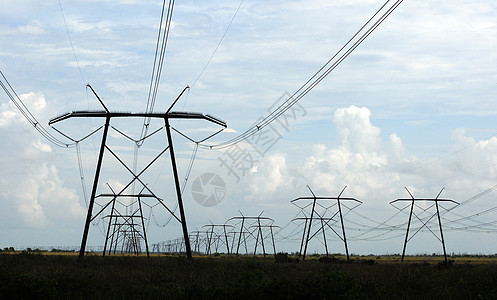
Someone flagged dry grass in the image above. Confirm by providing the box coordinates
[1,251,497,299]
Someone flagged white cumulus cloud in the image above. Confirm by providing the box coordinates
[0,92,85,229]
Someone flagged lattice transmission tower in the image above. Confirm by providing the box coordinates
[49,85,226,258]
[292,186,361,261]
[390,187,459,262]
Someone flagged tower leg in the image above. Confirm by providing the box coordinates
[79,117,110,257]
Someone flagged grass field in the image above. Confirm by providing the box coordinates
[1,251,497,299]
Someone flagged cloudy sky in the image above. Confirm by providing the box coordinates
[1,0,497,255]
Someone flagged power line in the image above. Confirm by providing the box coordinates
[198,0,404,150]
[190,0,244,90]
[139,0,176,147]
[58,0,86,85]
[0,70,74,148]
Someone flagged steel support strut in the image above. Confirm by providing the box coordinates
[79,117,110,257]
[401,188,415,262]
[302,185,317,261]
[236,218,245,255]
[165,118,192,258]
[102,194,118,256]
[337,187,350,262]
[435,199,448,262]
[138,196,150,257]
[434,189,448,263]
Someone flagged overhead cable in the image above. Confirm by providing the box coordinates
[198,0,404,150]
[0,70,74,148]
[139,0,175,147]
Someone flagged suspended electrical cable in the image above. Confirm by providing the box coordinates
[58,1,101,162]
[134,124,210,229]
[441,214,497,232]
[181,143,199,194]
[443,205,497,227]
[189,0,244,90]
[452,183,497,208]
[58,0,85,84]
[76,143,89,208]
[149,142,197,229]
[0,70,75,148]
[347,207,408,240]
[197,0,404,150]
[351,231,405,242]
[139,0,175,147]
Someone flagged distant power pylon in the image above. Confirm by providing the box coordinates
[100,185,151,257]
[226,211,280,257]
[49,85,226,258]
[189,230,210,254]
[202,223,234,255]
[390,187,459,262]
[292,186,361,261]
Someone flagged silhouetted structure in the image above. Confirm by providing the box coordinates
[49,85,226,258]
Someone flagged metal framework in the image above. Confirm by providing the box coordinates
[292,186,361,261]
[202,224,234,255]
[152,237,186,253]
[106,216,143,255]
[49,85,226,258]
[98,189,152,257]
[189,230,210,254]
[390,187,459,262]
[225,211,280,257]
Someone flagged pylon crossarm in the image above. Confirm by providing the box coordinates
[291,196,361,202]
[248,225,280,231]
[96,193,155,198]
[226,216,274,222]
[391,198,458,204]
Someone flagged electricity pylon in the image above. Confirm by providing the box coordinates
[226,211,279,257]
[390,187,459,262]
[49,85,226,258]
[292,186,361,261]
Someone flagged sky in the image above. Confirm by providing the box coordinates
[1,0,497,256]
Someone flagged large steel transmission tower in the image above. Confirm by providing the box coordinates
[49,86,226,258]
